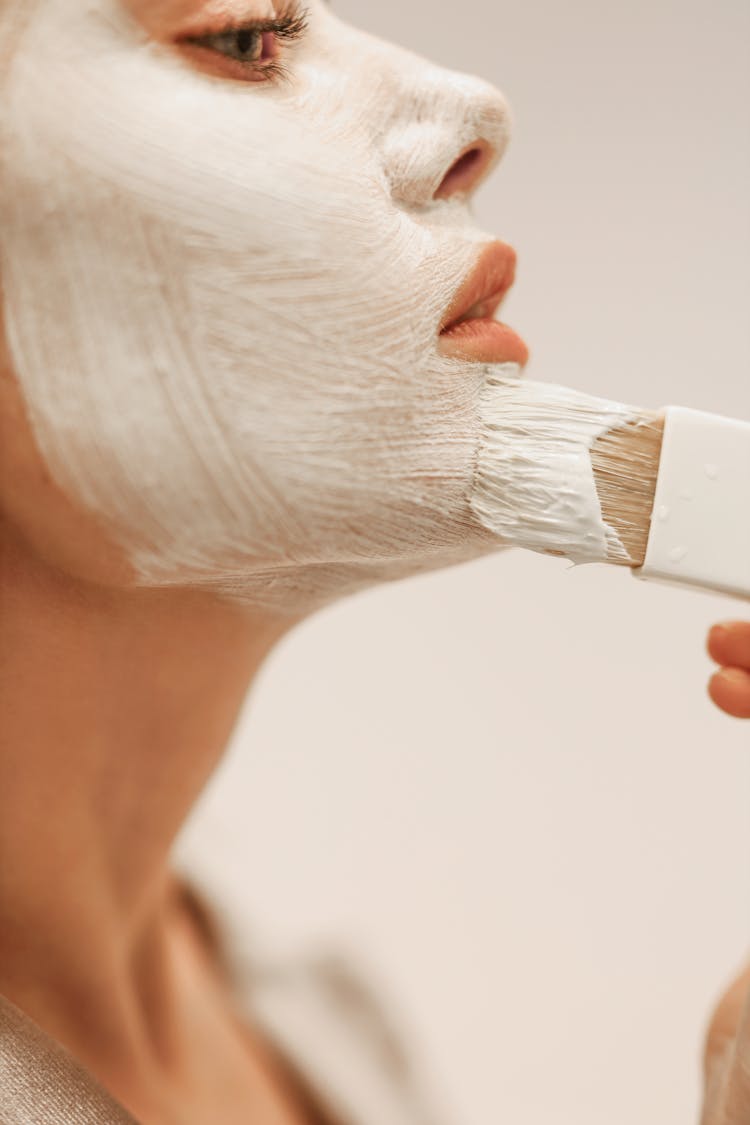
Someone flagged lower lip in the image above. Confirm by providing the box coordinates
[438,319,529,366]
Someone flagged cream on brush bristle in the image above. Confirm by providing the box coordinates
[470,369,665,568]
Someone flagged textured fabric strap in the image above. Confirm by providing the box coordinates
[0,994,138,1125]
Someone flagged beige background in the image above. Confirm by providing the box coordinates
[177,1,750,1122]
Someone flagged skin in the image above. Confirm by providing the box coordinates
[0,2,746,1123]
[0,2,498,1120]
[0,305,313,1123]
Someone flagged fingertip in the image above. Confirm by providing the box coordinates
[707,623,729,662]
[707,622,750,669]
[708,668,724,708]
[709,666,750,719]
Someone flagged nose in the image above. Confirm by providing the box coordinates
[433,139,498,201]
[376,62,512,208]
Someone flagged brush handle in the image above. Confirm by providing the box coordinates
[634,406,750,600]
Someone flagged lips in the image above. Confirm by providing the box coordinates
[439,241,529,367]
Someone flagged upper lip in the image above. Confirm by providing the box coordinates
[439,241,517,334]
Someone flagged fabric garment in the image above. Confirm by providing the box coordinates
[0,993,137,1124]
[0,891,447,1125]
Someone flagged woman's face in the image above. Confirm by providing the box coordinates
[0,0,524,613]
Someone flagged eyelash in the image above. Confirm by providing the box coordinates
[180,3,310,84]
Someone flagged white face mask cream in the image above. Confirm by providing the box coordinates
[471,369,638,565]
[6,0,697,615]
[0,0,518,612]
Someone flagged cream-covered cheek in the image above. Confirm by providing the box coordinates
[1,0,512,612]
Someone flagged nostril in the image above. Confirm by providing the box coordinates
[434,144,488,201]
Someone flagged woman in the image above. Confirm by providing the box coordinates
[0,1,747,1122]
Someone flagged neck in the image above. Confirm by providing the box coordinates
[0,522,292,1081]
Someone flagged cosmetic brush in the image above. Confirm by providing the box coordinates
[472,369,750,600]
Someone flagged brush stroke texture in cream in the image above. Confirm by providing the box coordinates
[1,0,640,612]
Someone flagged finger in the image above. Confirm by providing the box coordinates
[707,623,750,669]
[708,668,750,719]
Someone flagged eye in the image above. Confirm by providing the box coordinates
[193,27,270,65]
[177,5,309,84]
